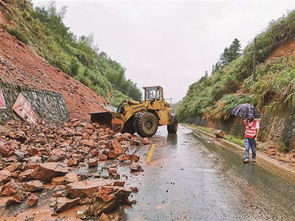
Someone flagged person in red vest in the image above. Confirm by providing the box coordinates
[243,117,260,163]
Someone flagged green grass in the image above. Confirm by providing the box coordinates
[182,123,244,147]
[182,123,214,134]
[224,134,244,146]
[2,26,29,44]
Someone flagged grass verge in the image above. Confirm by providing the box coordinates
[182,123,244,147]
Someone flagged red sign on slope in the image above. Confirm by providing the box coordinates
[0,90,6,109]
[13,93,40,124]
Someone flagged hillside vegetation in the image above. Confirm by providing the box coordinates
[177,11,295,123]
[0,0,141,106]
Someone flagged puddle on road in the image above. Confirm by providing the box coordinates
[191,131,295,220]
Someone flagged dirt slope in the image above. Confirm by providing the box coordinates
[270,38,295,58]
[0,29,107,120]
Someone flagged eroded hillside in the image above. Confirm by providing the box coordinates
[0,28,107,119]
[177,11,295,151]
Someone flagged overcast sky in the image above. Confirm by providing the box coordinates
[32,0,294,102]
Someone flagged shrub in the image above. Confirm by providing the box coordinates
[3,26,29,44]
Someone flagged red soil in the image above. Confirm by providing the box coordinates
[269,38,295,58]
[0,29,107,120]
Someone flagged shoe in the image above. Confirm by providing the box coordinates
[252,158,256,162]
[243,159,249,163]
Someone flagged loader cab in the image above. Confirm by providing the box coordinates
[143,86,164,101]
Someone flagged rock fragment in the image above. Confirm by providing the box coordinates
[64,172,79,183]
[214,130,225,138]
[129,163,143,172]
[27,194,38,207]
[266,148,276,155]
[88,158,98,167]
[0,170,11,184]
[31,162,68,182]
[23,180,44,192]
[54,197,80,213]
[67,179,114,198]
[19,169,33,181]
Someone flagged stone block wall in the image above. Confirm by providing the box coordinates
[0,82,69,125]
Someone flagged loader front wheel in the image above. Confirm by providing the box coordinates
[167,115,178,134]
[122,117,136,134]
[135,112,158,137]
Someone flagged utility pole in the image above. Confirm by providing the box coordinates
[253,38,257,81]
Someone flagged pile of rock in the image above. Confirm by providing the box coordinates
[0,119,148,219]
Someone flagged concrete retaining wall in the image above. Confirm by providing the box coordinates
[0,82,69,125]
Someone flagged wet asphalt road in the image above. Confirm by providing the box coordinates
[121,126,295,221]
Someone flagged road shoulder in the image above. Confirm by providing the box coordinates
[184,124,295,183]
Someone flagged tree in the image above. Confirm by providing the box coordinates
[227,38,241,62]
[212,38,241,74]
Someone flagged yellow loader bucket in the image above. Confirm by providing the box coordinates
[90,112,123,132]
[90,112,113,126]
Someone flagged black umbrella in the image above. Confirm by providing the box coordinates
[232,103,261,119]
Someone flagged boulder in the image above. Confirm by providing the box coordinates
[130,186,138,193]
[82,186,132,218]
[0,141,12,156]
[112,140,124,155]
[117,154,130,162]
[27,147,39,156]
[1,181,21,196]
[214,130,225,138]
[266,148,276,155]
[27,194,38,207]
[88,158,98,167]
[107,151,117,159]
[129,154,140,162]
[5,196,22,206]
[259,141,279,151]
[130,163,143,172]
[82,139,96,148]
[31,162,68,182]
[51,176,65,185]
[14,149,27,161]
[26,156,42,169]
[19,169,33,181]
[23,180,44,192]
[98,154,108,161]
[5,162,21,172]
[108,168,117,177]
[67,158,78,167]
[90,149,98,157]
[54,197,80,213]
[0,126,10,135]
[142,138,149,145]
[64,172,79,183]
[67,179,114,198]
[0,170,11,184]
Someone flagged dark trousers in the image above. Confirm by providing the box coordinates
[244,137,256,159]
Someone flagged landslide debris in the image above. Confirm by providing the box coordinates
[0,119,148,220]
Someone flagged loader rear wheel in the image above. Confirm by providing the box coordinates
[135,112,158,137]
[167,115,178,134]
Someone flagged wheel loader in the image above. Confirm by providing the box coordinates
[90,86,178,137]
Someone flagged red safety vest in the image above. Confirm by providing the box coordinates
[245,120,257,138]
